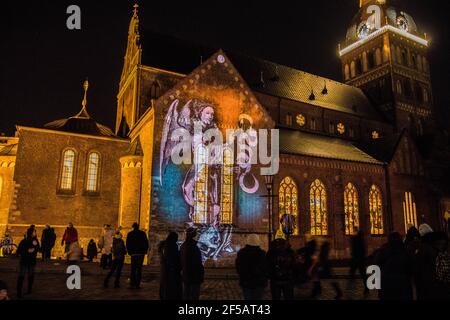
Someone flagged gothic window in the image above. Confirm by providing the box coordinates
[344,183,360,236]
[391,45,397,63]
[412,54,417,70]
[310,118,317,130]
[286,113,293,126]
[344,64,350,80]
[404,79,412,98]
[401,50,408,67]
[396,80,403,95]
[220,148,234,225]
[375,48,382,66]
[415,82,423,103]
[403,192,418,233]
[60,149,76,191]
[367,51,375,69]
[329,122,335,134]
[150,82,161,100]
[194,145,208,224]
[369,185,384,235]
[86,152,100,193]
[396,47,402,65]
[310,179,328,236]
[350,61,356,78]
[423,88,429,103]
[279,177,299,236]
[356,58,363,75]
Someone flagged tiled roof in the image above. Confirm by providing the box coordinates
[140,31,382,121]
[280,129,383,165]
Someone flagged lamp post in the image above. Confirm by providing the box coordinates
[263,174,275,247]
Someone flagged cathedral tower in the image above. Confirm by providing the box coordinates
[339,0,433,137]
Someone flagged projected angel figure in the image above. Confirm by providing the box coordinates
[160,99,223,228]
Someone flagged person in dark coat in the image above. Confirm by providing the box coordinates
[266,238,296,300]
[295,239,317,285]
[104,232,127,288]
[348,229,369,295]
[126,223,149,289]
[404,225,421,258]
[159,232,182,300]
[375,232,413,300]
[87,239,98,262]
[180,228,204,300]
[0,280,9,300]
[311,242,343,300]
[16,228,40,299]
[235,234,268,300]
[40,225,56,261]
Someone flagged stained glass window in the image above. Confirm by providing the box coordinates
[278,177,298,236]
[310,179,328,236]
[403,192,418,233]
[60,150,76,191]
[86,152,100,192]
[344,183,360,235]
[369,185,384,235]
[220,148,233,224]
[194,145,208,224]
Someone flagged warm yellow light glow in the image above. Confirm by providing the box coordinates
[369,185,384,235]
[279,177,298,236]
[344,183,360,235]
[372,131,380,139]
[194,145,208,224]
[86,152,100,192]
[310,179,328,236]
[337,123,346,135]
[220,148,233,224]
[60,150,75,190]
[403,192,418,233]
[296,114,306,127]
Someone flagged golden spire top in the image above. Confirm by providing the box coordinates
[133,3,139,18]
[74,78,91,119]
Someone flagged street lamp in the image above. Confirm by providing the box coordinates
[263,174,275,247]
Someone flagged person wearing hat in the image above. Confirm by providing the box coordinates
[126,223,149,289]
[180,227,204,300]
[235,234,268,300]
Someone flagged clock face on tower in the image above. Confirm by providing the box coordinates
[397,16,409,32]
[357,22,370,39]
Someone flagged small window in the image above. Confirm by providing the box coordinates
[375,48,382,66]
[310,118,317,130]
[350,61,356,78]
[86,152,100,193]
[60,149,76,192]
[286,113,293,126]
[329,122,335,134]
[337,123,345,135]
[396,80,403,95]
[344,64,350,80]
[372,131,380,140]
[296,114,306,127]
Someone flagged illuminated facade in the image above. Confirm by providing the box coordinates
[0,0,448,264]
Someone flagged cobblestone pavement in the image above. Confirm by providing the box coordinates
[0,257,377,300]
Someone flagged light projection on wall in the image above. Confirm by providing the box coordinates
[159,97,275,261]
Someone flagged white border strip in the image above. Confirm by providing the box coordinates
[340,25,428,56]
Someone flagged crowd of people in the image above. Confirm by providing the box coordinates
[0,221,448,301]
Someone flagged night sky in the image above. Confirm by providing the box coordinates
[1,0,449,136]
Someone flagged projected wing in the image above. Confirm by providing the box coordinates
[159,99,193,186]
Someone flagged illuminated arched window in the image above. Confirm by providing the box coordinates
[60,149,76,191]
[375,48,382,66]
[369,185,384,235]
[344,183,360,235]
[194,145,208,224]
[344,64,350,80]
[350,61,356,78]
[403,192,418,233]
[278,177,298,236]
[220,148,233,225]
[86,152,100,192]
[310,179,327,236]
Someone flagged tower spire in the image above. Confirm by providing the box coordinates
[75,79,91,119]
